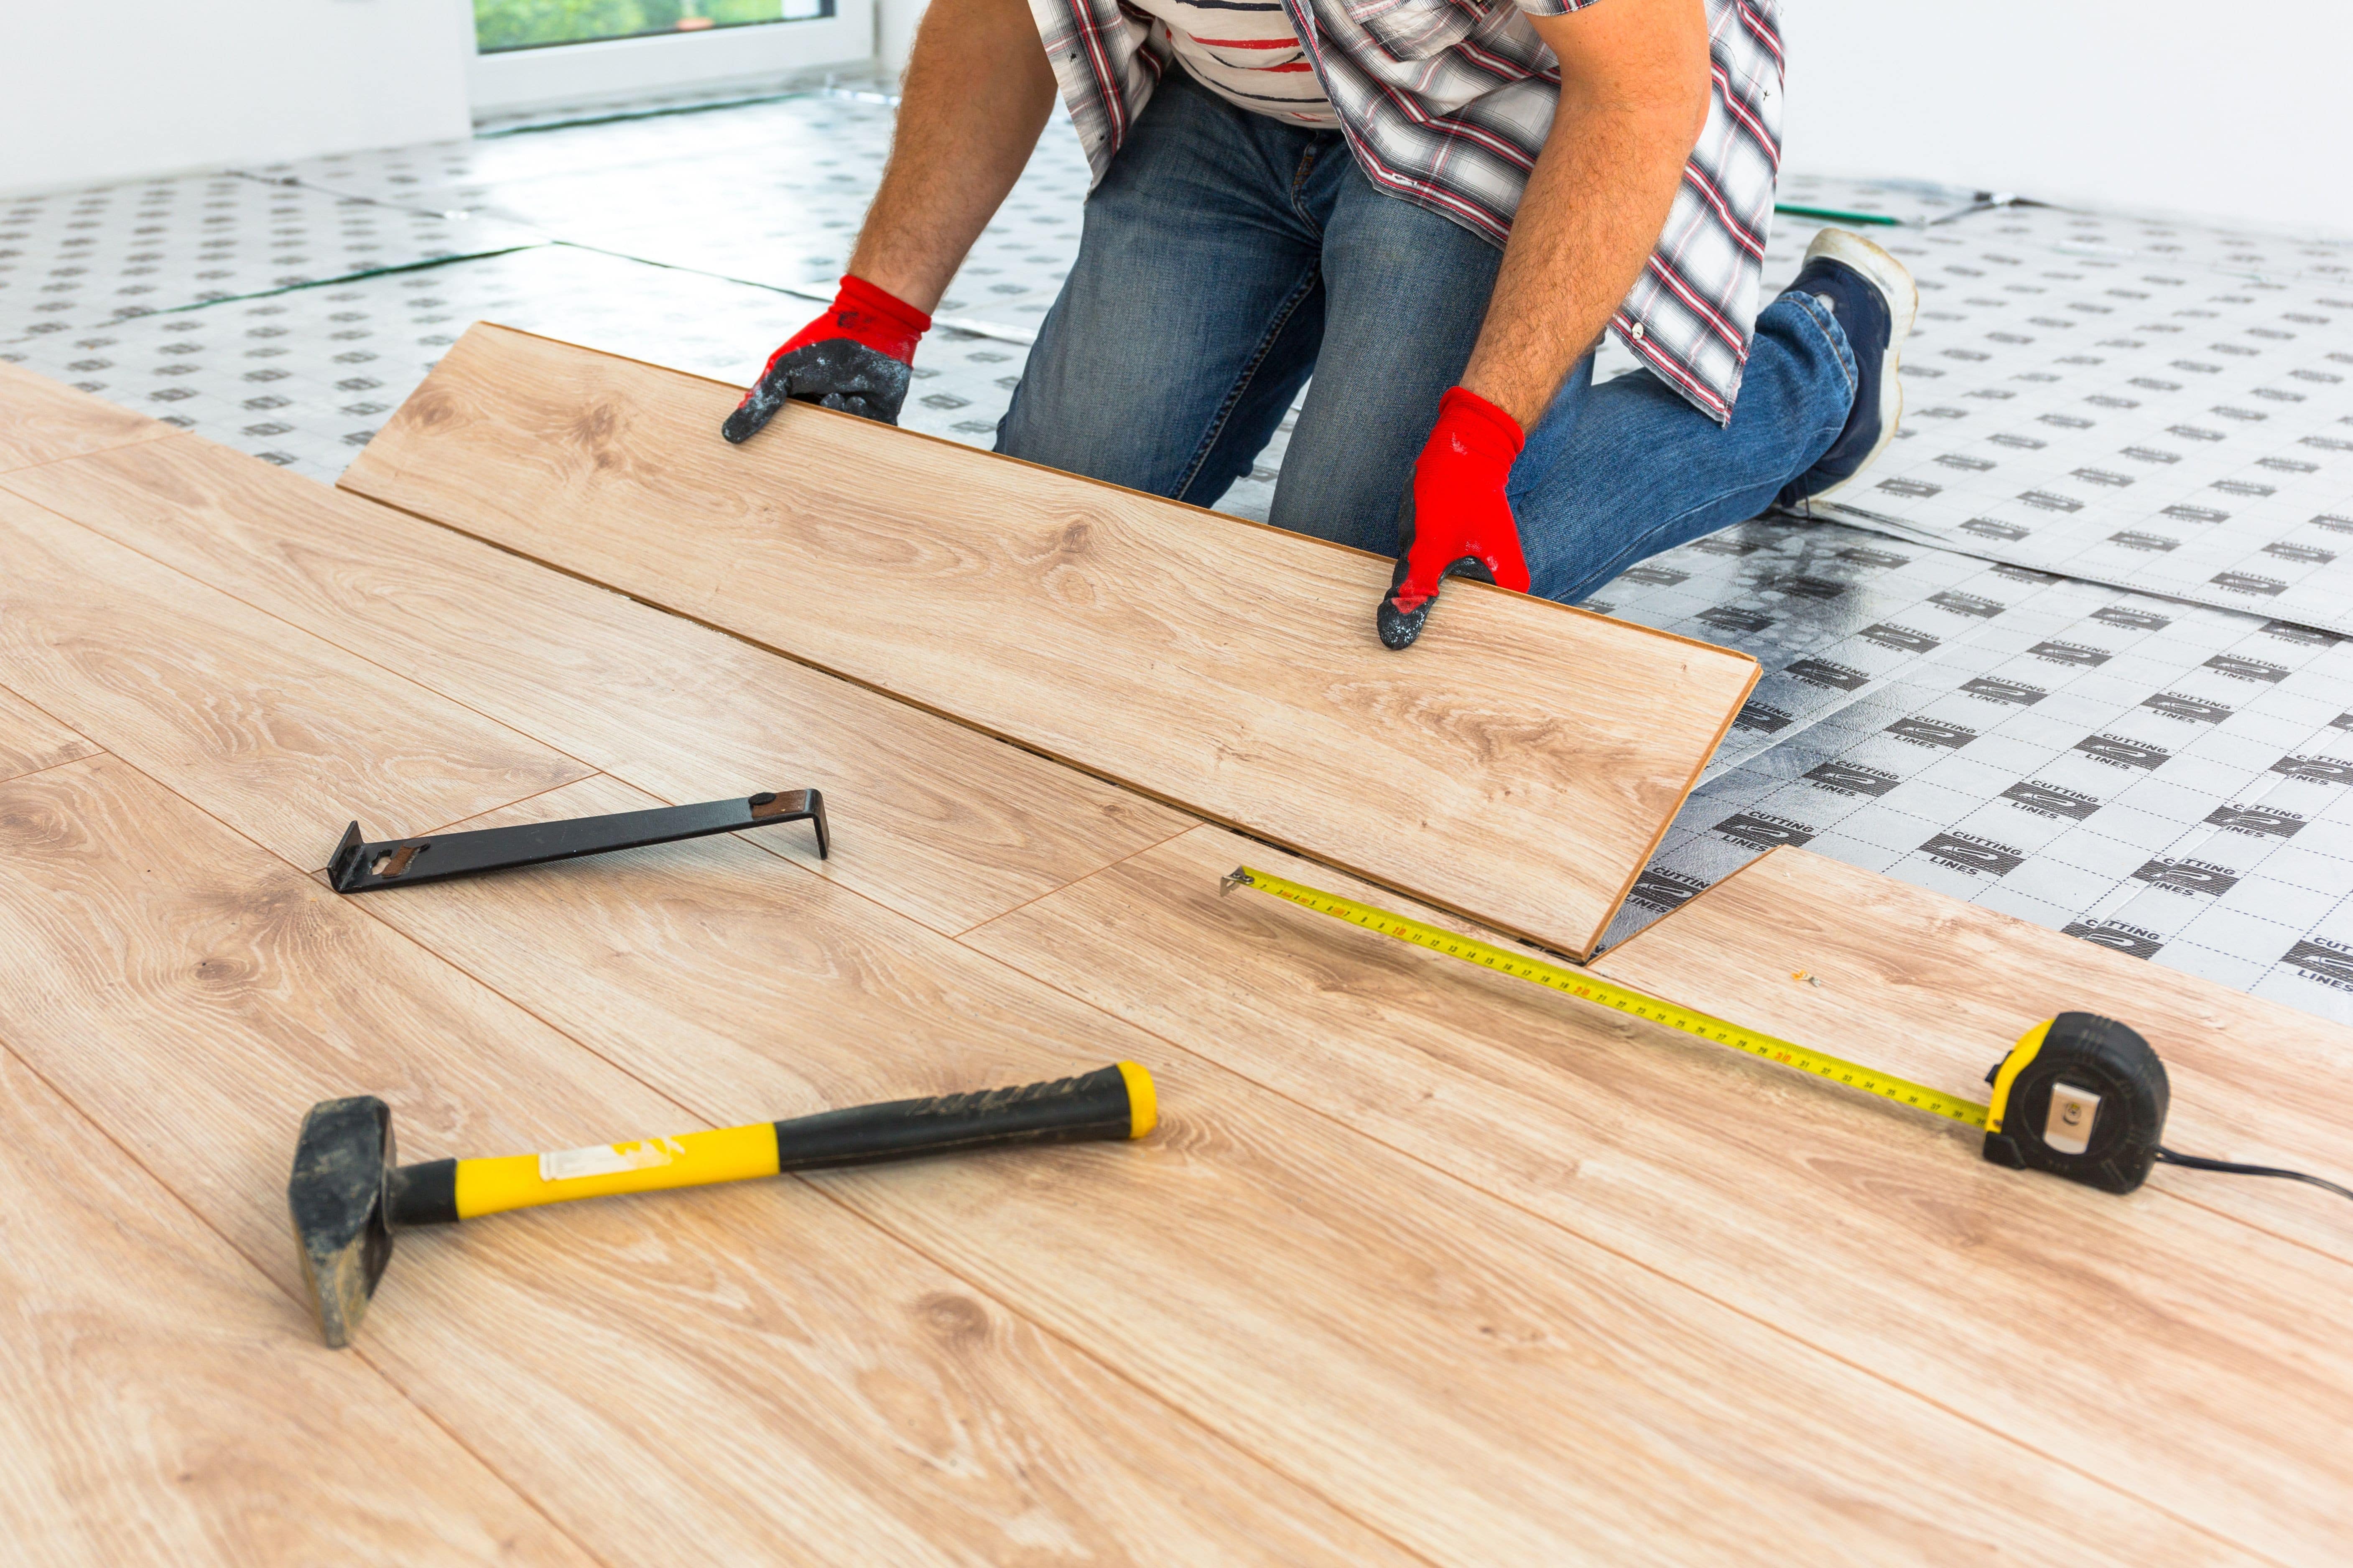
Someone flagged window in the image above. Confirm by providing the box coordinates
[467,0,876,117]
[475,0,833,56]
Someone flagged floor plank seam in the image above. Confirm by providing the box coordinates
[0,1022,617,1568]
[333,1343,625,1568]
[2147,1183,2353,1270]
[74,748,711,1139]
[0,461,615,795]
[0,679,102,784]
[337,471,1247,841]
[324,873,716,1139]
[796,1178,1447,1568]
[0,430,173,481]
[331,481,960,718]
[945,817,1208,941]
[947,922,2281,1561]
[0,746,107,794]
[378,771,627,868]
[71,750,698,1146]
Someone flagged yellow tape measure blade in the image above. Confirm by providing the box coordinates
[1226,866,1988,1131]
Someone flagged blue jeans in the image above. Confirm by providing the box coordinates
[998,70,1858,604]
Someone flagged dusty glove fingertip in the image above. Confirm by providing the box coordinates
[1377,593,1430,649]
[722,378,788,445]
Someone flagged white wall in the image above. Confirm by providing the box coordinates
[877,0,929,74]
[5,0,2343,237]
[0,0,475,196]
[1778,1,2353,238]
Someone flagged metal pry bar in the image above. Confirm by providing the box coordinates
[328,789,828,893]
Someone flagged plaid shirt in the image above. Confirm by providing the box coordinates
[1032,0,1786,424]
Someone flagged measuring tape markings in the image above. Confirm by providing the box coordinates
[1226,865,1991,1132]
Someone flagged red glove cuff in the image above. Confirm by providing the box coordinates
[778,274,932,365]
[1425,385,1525,473]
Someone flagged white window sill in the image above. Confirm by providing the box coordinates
[471,11,877,118]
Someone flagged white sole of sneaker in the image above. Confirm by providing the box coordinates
[1798,228,1920,507]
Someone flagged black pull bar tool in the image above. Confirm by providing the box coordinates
[328,790,828,893]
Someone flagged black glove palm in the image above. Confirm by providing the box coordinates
[721,337,915,445]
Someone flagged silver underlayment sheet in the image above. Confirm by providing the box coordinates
[3,98,2348,1021]
[1805,224,2351,635]
[1580,188,2353,1023]
[0,171,540,329]
[1586,515,2353,1023]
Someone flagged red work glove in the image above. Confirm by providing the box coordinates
[721,274,932,444]
[1375,386,1530,649]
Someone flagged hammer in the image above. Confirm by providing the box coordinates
[288,1061,1156,1347]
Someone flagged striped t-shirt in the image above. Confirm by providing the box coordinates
[1034,0,1786,425]
[1130,0,1338,127]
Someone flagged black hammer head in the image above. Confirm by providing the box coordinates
[288,1096,397,1348]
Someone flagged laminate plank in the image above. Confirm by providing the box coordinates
[0,359,170,473]
[0,684,97,783]
[0,487,589,870]
[1594,846,2353,1263]
[3,432,1195,935]
[0,757,1401,1568]
[354,774,2240,1565]
[961,825,2353,1563]
[337,323,1759,959]
[0,1047,594,1568]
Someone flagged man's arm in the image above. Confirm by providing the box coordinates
[850,0,1061,313]
[1458,0,1714,428]
[721,0,1055,441]
[1374,0,1712,646]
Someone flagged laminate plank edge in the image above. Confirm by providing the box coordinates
[0,684,98,784]
[337,322,1758,959]
[0,359,171,473]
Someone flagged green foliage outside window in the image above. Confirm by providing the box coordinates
[474,0,808,53]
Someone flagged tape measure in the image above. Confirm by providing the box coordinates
[1221,864,1991,1129]
[1221,865,2353,1206]
[1982,1012,2168,1193]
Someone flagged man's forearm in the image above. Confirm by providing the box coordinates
[1458,0,1712,429]
[848,0,1058,313]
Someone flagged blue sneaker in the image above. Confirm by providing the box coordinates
[1777,228,1918,507]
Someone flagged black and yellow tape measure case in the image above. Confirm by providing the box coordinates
[1983,1013,2169,1194]
[1223,866,2353,1208]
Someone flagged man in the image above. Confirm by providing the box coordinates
[724,0,1916,648]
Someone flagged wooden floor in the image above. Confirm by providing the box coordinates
[2,354,2348,1565]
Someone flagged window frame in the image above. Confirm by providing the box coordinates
[469,3,878,117]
